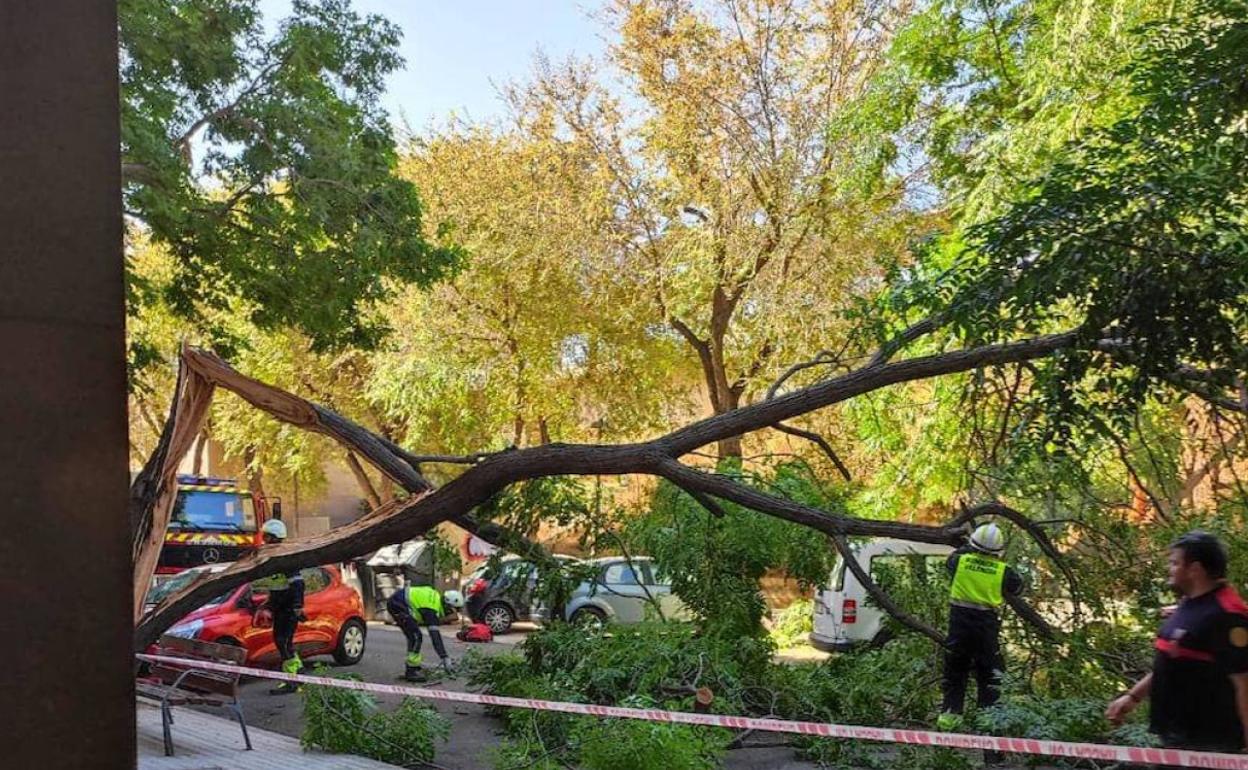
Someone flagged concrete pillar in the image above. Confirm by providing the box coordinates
[0,2,133,768]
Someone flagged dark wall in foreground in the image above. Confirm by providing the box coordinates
[0,1,133,767]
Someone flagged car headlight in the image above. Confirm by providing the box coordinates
[167,619,204,639]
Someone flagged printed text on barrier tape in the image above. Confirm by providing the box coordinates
[137,654,1248,769]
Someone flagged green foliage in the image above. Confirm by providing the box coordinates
[770,599,814,649]
[974,697,1114,744]
[120,0,459,351]
[627,461,842,638]
[873,0,1172,220]
[573,712,727,770]
[426,527,463,578]
[475,476,592,534]
[464,625,751,769]
[301,670,449,766]
[914,0,1248,445]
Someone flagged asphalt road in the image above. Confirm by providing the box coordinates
[231,622,821,769]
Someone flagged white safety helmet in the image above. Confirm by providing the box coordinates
[442,590,465,610]
[260,519,288,540]
[969,523,1005,555]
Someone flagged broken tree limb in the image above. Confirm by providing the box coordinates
[182,347,427,492]
[130,359,216,622]
[137,331,1086,648]
[183,349,550,564]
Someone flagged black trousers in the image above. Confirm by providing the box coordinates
[942,606,1003,713]
[273,610,298,664]
[387,592,447,661]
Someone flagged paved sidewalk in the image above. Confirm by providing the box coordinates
[137,700,402,769]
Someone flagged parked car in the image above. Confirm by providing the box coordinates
[145,563,368,666]
[462,554,579,634]
[557,556,688,628]
[810,539,952,652]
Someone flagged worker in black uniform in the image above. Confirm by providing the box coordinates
[1107,530,1248,752]
[387,585,464,682]
[938,522,1024,731]
[253,519,305,695]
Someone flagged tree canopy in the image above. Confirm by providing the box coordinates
[120,0,459,361]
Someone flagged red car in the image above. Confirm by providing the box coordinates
[145,563,367,666]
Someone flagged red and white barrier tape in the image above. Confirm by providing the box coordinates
[138,653,1248,768]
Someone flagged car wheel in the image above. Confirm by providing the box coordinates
[332,619,367,665]
[571,607,606,631]
[481,602,515,635]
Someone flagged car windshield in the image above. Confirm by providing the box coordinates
[169,489,256,532]
[146,569,232,609]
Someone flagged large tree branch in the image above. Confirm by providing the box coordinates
[662,331,1080,457]
[181,348,427,491]
[138,332,1084,648]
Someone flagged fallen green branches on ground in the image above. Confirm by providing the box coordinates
[464,616,1165,769]
[301,668,449,768]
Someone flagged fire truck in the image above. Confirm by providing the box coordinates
[156,475,281,575]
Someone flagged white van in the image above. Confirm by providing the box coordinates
[810,539,953,652]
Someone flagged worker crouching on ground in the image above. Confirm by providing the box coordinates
[938,522,1024,732]
[252,519,305,696]
[1106,530,1248,752]
[388,585,465,682]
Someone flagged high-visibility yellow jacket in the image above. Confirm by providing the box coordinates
[404,585,443,615]
[946,548,1022,611]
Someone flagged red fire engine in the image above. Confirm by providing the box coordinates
[156,475,281,575]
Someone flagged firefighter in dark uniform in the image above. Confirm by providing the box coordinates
[387,585,464,682]
[938,523,1024,731]
[253,519,305,695]
[1107,531,1248,752]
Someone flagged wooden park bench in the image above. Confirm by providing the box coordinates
[136,634,253,757]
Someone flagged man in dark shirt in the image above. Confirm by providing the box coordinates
[1106,530,1248,752]
[938,523,1025,731]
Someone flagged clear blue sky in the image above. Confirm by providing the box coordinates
[258,1,607,130]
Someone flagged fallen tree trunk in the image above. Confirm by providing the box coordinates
[136,332,1083,650]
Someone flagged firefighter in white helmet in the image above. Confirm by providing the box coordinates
[937,523,1024,731]
[253,518,305,695]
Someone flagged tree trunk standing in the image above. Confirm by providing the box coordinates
[242,444,266,498]
[672,281,768,460]
[671,314,746,460]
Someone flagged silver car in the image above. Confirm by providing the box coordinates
[560,556,687,628]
